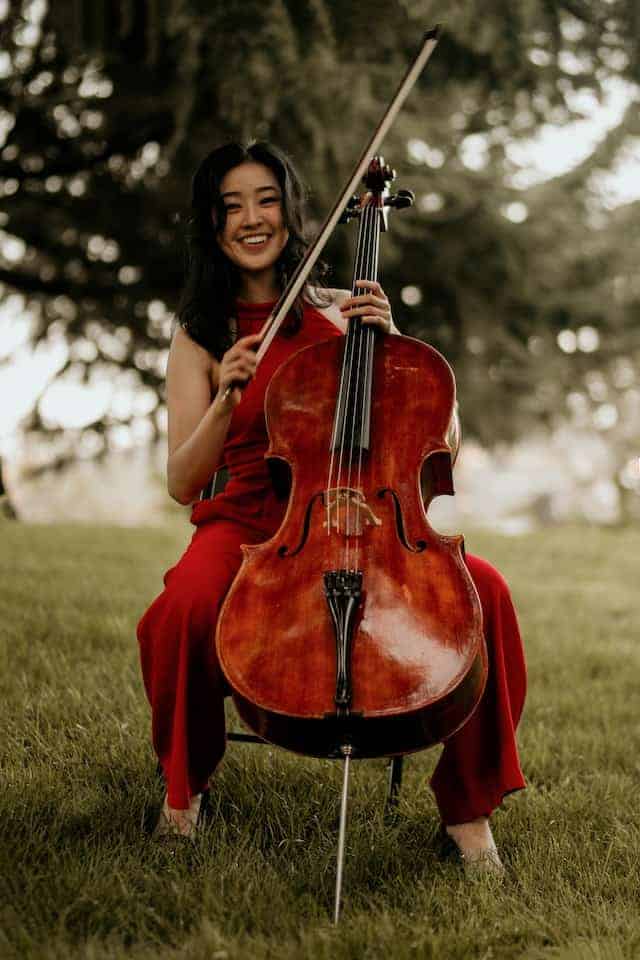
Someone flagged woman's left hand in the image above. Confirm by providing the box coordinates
[339,280,395,334]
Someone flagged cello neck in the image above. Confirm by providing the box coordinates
[332,203,383,457]
[350,202,382,299]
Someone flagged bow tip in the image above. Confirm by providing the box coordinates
[424,24,443,43]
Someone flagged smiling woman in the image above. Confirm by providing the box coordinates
[136,141,526,872]
[175,142,335,363]
[165,142,394,507]
[217,165,290,280]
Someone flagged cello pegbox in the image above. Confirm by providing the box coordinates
[360,156,397,230]
[362,156,396,193]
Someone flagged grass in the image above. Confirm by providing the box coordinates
[1,519,639,959]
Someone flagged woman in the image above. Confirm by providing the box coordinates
[137,141,526,870]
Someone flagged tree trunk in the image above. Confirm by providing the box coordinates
[0,458,18,520]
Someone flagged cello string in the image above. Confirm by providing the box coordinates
[353,203,378,572]
[360,202,379,563]
[332,200,366,570]
[335,310,356,569]
[349,203,377,570]
[353,208,376,571]
[342,209,366,571]
[356,204,380,566]
[328,196,368,553]
[326,282,355,544]
[344,205,371,570]
[325,197,378,572]
[338,203,366,571]
[345,202,374,571]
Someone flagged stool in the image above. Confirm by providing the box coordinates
[226,729,404,810]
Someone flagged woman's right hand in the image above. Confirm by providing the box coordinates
[215,333,262,409]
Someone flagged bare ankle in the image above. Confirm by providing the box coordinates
[158,793,202,838]
[444,817,503,872]
[445,817,496,851]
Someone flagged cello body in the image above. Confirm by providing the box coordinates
[216,331,487,759]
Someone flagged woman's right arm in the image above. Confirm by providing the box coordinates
[166,326,261,505]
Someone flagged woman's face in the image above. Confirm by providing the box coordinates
[216,161,289,276]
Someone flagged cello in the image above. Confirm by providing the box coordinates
[215,28,486,919]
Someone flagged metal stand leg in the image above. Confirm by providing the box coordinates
[386,755,404,810]
[334,745,353,924]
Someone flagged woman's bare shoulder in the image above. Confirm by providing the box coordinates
[170,324,214,369]
[168,323,218,395]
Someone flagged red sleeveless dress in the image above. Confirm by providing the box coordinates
[137,299,527,817]
[189,297,342,536]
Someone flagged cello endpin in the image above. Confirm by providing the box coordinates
[334,743,353,924]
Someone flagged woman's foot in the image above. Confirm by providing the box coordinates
[153,792,203,840]
[445,816,504,874]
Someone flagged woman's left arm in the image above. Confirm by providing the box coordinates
[339,279,399,335]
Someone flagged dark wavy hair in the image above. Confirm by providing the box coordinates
[176,141,331,359]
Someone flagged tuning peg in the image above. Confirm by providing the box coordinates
[385,189,415,209]
[339,194,362,224]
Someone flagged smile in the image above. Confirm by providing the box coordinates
[240,234,271,247]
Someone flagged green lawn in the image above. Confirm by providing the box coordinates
[1,521,639,959]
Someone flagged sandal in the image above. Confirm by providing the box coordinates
[436,824,505,876]
[153,788,210,842]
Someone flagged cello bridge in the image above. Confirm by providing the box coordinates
[323,487,382,537]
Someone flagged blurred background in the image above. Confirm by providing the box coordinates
[1,0,639,532]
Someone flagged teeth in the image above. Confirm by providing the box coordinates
[243,235,269,245]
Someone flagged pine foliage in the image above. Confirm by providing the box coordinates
[1,0,639,491]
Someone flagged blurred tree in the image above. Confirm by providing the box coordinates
[0,457,18,518]
[1,0,639,512]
